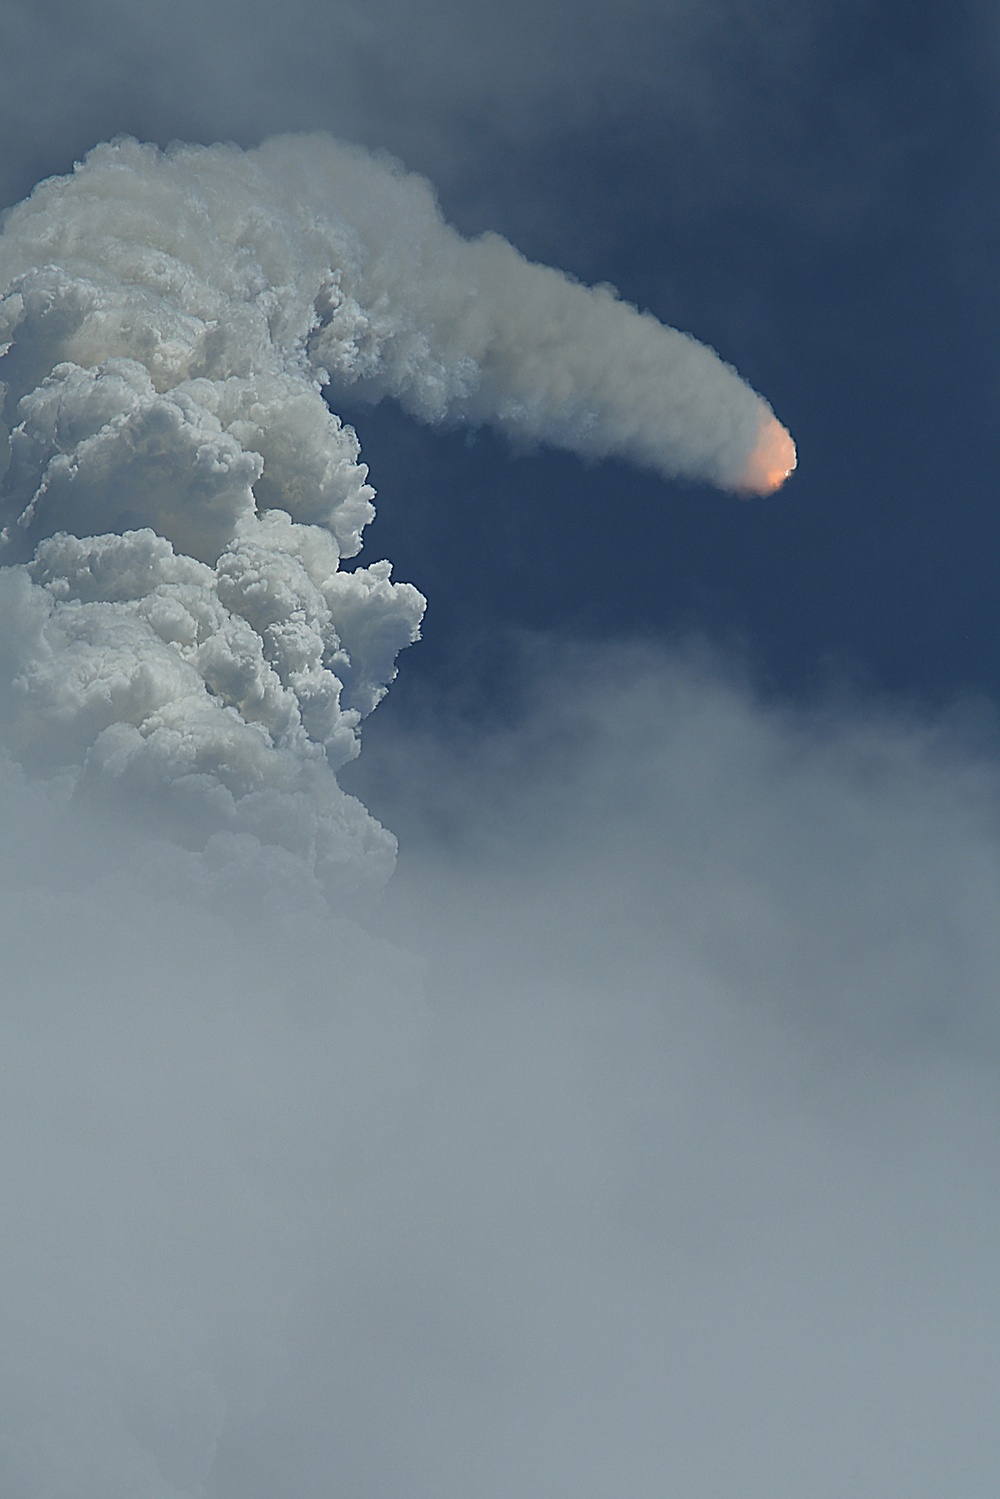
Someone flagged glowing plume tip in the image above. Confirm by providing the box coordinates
[740,414,797,495]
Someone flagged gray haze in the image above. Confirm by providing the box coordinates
[1,645,998,1496]
[0,0,803,214]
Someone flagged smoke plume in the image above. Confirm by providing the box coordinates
[0,133,794,895]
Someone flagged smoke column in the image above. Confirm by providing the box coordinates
[0,134,794,899]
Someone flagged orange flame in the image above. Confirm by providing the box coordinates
[739,413,797,495]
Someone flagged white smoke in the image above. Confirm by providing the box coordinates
[0,133,792,898]
[0,134,789,493]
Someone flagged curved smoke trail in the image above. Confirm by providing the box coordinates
[0,134,793,897]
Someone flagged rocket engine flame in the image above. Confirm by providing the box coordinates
[739,412,797,495]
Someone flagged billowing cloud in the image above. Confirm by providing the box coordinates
[0,138,435,900]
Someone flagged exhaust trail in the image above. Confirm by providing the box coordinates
[0,133,794,900]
